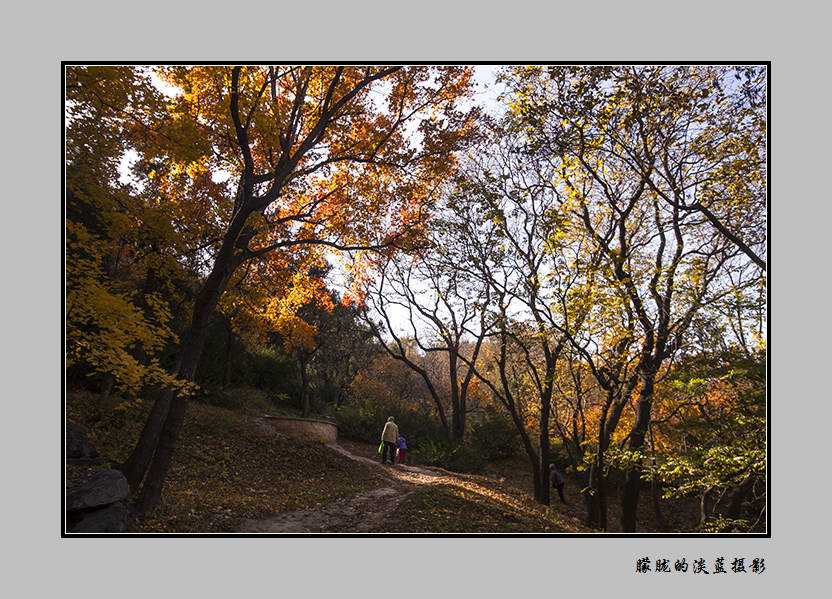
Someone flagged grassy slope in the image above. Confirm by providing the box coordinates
[67,392,387,533]
[377,482,586,533]
[67,391,593,533]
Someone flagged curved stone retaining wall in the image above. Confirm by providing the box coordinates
[262,415,338,442]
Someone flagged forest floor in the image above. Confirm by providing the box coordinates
[66,392,697,534]
[236,439,585,533]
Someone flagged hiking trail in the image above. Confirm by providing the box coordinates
[236,443,448,533]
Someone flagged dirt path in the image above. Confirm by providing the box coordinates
[235,443,447,533]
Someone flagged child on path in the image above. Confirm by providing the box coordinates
[396,435,407,464]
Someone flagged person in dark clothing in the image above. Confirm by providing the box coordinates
[549,463,567,504]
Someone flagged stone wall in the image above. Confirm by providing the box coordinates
[262,416,338,442]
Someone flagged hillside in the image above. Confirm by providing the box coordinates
[66,393,590,534]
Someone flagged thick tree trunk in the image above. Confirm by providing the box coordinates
[450,406,465,443]
[451,410,465,443]
[651,477,669,532]
[132,229,242,514]
[449,353,466,443]
[586,459,608,530]
[585,462,599,527]
[585,390,626,530]
[118,348,185,490]
[621,466,643,533]
[620,373,656,532]
[723,474,755,525]
[118,388,173,490]
[529,452,542,502]
[113,267,170,488]
[133,318,217,514]
[133,384,190,514]
[510,411,541,499]
[700,487,714,527]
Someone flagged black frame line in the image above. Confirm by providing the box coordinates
[61,60,771,539]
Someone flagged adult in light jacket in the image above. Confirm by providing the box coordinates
[380,417,399,465]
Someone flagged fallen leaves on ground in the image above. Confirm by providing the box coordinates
[67,393,387,533]
[374,483,585,533]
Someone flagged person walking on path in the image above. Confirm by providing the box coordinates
[396,435,408,464]
[380,417,399,465]
[549,463,567,504]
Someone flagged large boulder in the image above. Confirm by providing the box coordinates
[66,469,130,511]
[67,422,99,460]
[69,502,130,533]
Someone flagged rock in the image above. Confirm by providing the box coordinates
[67,422,99,459]
[66,469,130,511]
[68,456,105,466]
[69,502,130,533]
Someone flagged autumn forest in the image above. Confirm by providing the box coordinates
[65,65,767,534]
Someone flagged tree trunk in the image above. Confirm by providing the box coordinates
[621,465,643,533]
[223,319,234,389]
[700,487,714,527]
[132,230,242,514]
[133,317,217,514]
[96,374,115,416]
[723,473,755,526]
[451,410,465,443]
[529,452,542,502]
[586,460,601,529]
[119,348,185,490]
[585,389,626,530]
[620,373,656,532]
[509,409,540,500]
[118,388,173,490]
[586,453,611,531]
[114,266,173,488]
[650,477,669,532]
[133,384,190,514]
[299,356,311,418]
[512,412,540,501]
[449,352,465,443]
[538,386,552,506]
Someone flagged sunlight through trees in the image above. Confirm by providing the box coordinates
[66,64,766,533]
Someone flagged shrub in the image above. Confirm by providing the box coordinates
[195,326,299,398]
[333,399,385,443]
[416,439,486,474]
[334,399,446,449]
[194,387,276,414]
[246,346,299,395]
[468,407,521,461]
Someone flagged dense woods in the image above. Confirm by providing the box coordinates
[65,64,766,532]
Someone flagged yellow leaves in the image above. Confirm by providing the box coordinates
[66,213,185,394]
[265,270,334,353]
[219,246,336,355]
[276,314,318,353]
